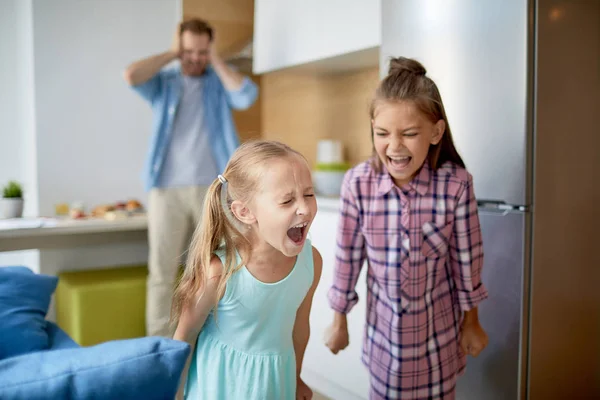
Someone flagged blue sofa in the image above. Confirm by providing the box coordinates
[0,267,190,399]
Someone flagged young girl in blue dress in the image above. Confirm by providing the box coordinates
[172,140,322,400]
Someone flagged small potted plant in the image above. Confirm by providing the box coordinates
[1,181,24,218]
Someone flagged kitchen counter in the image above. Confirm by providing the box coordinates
[0,215,149,321]
[0,216,147,252]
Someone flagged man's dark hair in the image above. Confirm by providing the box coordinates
[179,18,213,41]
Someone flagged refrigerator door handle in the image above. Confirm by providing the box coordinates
[478,200,529,212]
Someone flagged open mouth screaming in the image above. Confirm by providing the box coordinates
[287,222,308,245]
[388,155,412,170]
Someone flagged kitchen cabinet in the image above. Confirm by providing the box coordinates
[302,199,370,399]
[253,0,380,74]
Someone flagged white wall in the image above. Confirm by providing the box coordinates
[0,0,39,269]
[0,0,36,215]
[32,0,179,282]
[32,0,178,216]
[0,1,23,189]
[1,0,180,272]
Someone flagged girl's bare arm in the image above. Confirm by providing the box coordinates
[173,257,223,400]
[293,248,323,390]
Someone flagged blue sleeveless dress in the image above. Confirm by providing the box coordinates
[184,239,314,399]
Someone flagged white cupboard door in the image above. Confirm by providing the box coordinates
[303,208,370,399]
[253,0,381,74]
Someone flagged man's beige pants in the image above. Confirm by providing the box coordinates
[146,185,209,337]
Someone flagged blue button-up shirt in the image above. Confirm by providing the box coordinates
[131,65,258,191]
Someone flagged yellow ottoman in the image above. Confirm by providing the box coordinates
[56,265,148,346]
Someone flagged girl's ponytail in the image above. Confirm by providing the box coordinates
[171,174,247,326]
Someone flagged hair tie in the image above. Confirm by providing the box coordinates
[216,173,240,230]
[217,174,229,217]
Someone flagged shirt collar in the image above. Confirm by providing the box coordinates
[376,161,431,197]
[176,64,214,78]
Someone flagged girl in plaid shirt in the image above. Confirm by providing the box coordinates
[325,57,489,399]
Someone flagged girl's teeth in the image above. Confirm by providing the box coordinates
[389,156,411,168]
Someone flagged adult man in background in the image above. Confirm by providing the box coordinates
[124,18,258,337]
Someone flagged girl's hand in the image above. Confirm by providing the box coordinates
[460,319,489,357]
[324,322,350,354]
[296,377,313,400]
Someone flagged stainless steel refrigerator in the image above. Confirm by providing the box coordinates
[381,0,600,398]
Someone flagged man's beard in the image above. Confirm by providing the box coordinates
[182,60,206,76]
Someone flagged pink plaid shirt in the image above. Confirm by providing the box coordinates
[328,160,488,399]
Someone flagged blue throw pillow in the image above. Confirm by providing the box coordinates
[0,336,190,400]
[0,266,58,360]
[46,322,79,350]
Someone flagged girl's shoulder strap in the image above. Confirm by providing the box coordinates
[299,238,315,283]
[213,245,245,305]
[214,245,242,270]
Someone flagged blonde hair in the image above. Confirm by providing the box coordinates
[171,140,305,326]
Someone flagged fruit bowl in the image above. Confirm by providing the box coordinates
[313,170,346,197]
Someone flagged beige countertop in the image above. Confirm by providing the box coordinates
[0,215,148,252]
[0,215,147,237]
